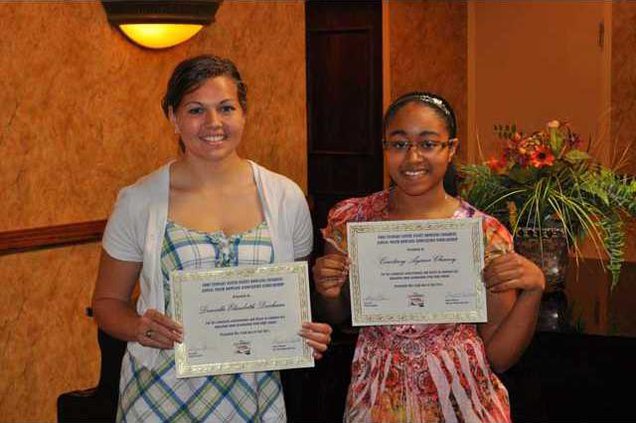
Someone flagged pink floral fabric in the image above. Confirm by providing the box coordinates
[322,189,513,423]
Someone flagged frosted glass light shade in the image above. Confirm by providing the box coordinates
[119,23,203,49]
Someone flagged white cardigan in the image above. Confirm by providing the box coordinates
[102,160,313,368]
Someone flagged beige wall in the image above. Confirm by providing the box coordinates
[0,2,306,422]
[470,2,608,163]
[611,2,636,261]
[465,1,635,334]
[612,1,636,177]
[388,1,468,157]
[466,1,635,177]
[609,1,636,334]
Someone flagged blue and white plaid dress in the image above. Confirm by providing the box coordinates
[117,220,286,422]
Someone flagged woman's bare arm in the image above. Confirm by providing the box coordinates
[92,249,182,348]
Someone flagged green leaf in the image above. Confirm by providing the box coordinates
[508,167,537,184]
[550,128,563,153]
[564,150,591,162]
[580,176,609,206]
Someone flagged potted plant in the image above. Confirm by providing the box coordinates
[459,120,636,330]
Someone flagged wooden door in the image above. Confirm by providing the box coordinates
[280,3,384,422]
[468,1,611,164]
[306,0,384,256]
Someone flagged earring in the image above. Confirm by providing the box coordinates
[174,126,180,135]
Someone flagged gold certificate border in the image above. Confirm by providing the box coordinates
[347,218,486,326]
[171,262,314,378]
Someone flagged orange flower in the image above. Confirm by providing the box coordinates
[486,156,507,173]
[529,145,555,168]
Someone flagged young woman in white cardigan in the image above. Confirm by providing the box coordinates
[92,55,331,422]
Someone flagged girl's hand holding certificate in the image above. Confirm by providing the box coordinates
[313,251,349,299]
[484,252,545,294]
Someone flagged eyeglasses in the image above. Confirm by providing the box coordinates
[382,139,456,155]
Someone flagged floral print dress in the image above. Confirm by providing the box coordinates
[322,190,513,423]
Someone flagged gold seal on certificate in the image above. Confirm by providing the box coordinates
[170,262,314,378]
[347,218,487,326]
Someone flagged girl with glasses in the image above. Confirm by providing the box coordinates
[313,92,545,423]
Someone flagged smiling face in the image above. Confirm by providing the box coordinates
[384,101,457,198]
[169,75,245,164]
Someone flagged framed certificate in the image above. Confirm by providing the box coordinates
[170,262,314,378]
[347,218,486,326]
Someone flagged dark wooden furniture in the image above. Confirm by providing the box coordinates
[57,315,126,423]
[503,331,636,423]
